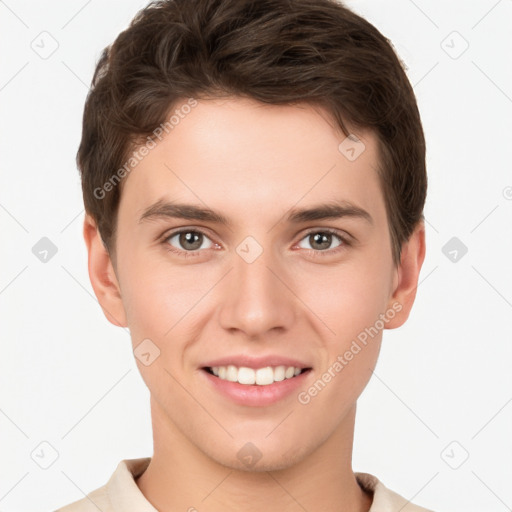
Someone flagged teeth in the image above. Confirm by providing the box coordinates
[274,365,285,382]
[226,365,238,382]
[238,367,256,384]
[209,365,304,386]
[255,367,273,385]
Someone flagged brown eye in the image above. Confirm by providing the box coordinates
[298,230,344,252]
[165,230,214,252]
[310,232,333,251]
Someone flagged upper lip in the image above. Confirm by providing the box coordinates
[202,355,312,370]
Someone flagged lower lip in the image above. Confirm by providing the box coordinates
[201,368,311,407]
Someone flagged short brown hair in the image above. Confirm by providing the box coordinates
[78,0,427,267]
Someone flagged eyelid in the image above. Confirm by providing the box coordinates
[299,226,353,243]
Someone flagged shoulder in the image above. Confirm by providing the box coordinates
[54,484,111,512]
[355,472,435,512]
[53,458,153,512]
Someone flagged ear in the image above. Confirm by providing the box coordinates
[385,221,426,329]
[83,213,128,328]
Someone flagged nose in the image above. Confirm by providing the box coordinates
[217,242,297,340]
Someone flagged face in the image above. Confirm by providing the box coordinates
[86,96,424,471]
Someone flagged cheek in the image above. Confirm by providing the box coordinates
[295,258,392,342]
[119,254,208,336]
[297,268,387,411]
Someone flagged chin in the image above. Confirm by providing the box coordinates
[204,438,312,473]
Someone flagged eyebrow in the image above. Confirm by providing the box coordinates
[138,198,373,226]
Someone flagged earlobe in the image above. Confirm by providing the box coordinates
[83,214,128,328]
[385,221,426,329]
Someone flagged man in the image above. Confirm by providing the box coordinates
[56,0,431,510]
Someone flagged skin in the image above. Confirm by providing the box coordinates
[84,96,425,512]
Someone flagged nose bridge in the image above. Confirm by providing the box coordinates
[218,237,296,337]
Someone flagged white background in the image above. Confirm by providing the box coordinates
[0,1,511,511]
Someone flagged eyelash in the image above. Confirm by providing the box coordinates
[161,227,351,259]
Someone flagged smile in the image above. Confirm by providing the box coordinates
[206,365,307,386]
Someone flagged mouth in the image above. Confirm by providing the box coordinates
[203,365,312,386]
[200,356,313,406]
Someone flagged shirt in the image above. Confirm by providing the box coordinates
[54,457,434,512]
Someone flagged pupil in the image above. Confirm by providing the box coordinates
[181,231,202,250]
[312,233,330,250]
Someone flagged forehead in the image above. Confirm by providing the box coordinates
[118,96,386,228]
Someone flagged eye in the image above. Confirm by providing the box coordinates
[164,229,216,256]
[161,227,351,259]
[296,229,349,254]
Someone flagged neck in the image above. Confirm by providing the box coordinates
[136,398,373,512]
